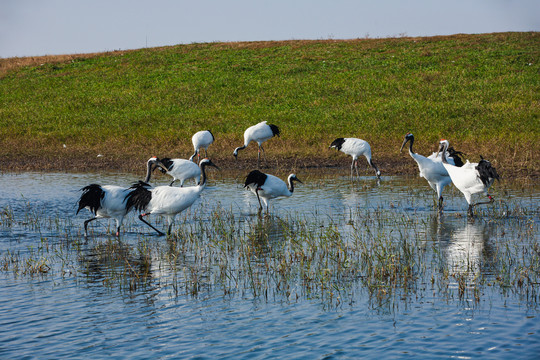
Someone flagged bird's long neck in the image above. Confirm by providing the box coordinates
[198,163,209,189]
[287,176,295,194]
[189,150,198,162]
[144,161,153,183]
[440,143,449,164]
[407,137,415,155]
[235,145,247,154]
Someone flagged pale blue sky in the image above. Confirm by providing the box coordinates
[1,0,538,58]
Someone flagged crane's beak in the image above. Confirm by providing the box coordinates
[399,138,408,152]
[436,143,444,158]
[206,159,220,170]
[154,161,168,173]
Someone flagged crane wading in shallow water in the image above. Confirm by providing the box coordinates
[126,158,219,236]
[244,170,302,214]
[329,137,381,179]
[77,157,161,237]
[233,121,280,167]
[400,133,464,211]
[153,157,201,187]
[190,130,214,163]
[437,139,500,217]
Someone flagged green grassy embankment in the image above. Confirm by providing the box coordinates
[0,32,538,178]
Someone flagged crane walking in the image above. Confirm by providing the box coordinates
[126,158,219,236]
[330,137,381,179]
[437,139,499,217]
[244,169,302,213]
[233,121,280,167]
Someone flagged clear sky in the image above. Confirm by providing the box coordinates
[1,0,538,58]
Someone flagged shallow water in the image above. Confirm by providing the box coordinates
[0,171,539,359]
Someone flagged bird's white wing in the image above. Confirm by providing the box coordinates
[149,186,200,215]
[259,174,289,199]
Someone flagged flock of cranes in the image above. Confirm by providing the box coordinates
[77,122,500,237]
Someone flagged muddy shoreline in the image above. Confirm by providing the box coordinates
[1,154,537,180]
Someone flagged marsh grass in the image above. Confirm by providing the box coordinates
[1,192,538,309]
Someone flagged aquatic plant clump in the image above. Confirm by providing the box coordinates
[1,187,539,310]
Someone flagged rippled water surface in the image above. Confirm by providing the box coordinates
[0,171,539,359]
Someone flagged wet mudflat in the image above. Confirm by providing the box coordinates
[0,171,539,359]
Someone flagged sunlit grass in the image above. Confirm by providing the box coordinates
[0,32,538,175]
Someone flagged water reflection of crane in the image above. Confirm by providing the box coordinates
[432,217,496,275]
[245,215,287,259]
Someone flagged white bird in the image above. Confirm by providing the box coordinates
[400,133,464,210]
[77,157,160,236]
[244,170,302,213]
[233,121,280,166]
[126,158,219,236]
[437,139,500,216]
[154,157,201,187]
[329,137,381,179]
[189,130,214,163]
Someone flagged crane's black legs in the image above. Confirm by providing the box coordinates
[83,217,121,237]
[138,213,165,236]
[84,217,97,237]
[255,189,263,214]
[468,195,495,217]
[257,145,267,168]
[438,196,444,212]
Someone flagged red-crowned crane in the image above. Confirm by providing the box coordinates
[153,157,200,187]
[329,137,381,179]
[189,130,214,163]
[233,121,280,167]
[126,158,219,236]
[244,169,302,213]
[400,133,464,211]
[437,139,500,217]
[76,156,161,237]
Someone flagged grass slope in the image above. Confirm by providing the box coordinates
[0,32,538,177]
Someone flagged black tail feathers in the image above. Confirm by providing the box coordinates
[476,156,500,187]
[125,181,152,212]
[77,184,105,215]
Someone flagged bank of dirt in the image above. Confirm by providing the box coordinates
[1,152,537,181]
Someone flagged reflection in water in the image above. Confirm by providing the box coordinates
[1,172,539,359]
[77,239,154,291]
[434,217,494,275]
[247,215,287,253]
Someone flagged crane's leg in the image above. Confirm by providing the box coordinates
[138,213,165,236]
[166,216,176,237]
[115,218,122,237]
[464,193,475,217]
[255,188,263,212]
[354,160,360,178]
[436,184,444,212]
[169,179,176,186]
[471,194,495,210]
[83,217,97,237]
[350,159,355,179]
